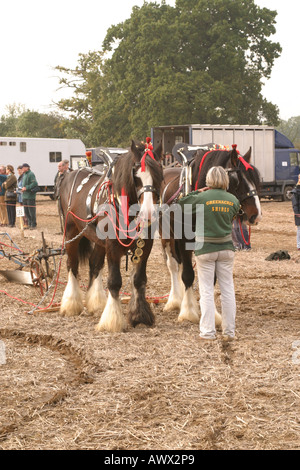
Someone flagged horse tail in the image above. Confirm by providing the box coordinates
[78,236,93,265]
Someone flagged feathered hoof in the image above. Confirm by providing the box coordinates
[177,309,200,324]
[215,310,222,327]
[163,298,182,313]
[85,294,107,316]
[59,299,84,317]
[95,294,127,333]
[95,317,126,333]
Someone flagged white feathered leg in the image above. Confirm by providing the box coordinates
[177,286,200,323]
[163,244,184,312]
[60,271,83,316]
[95,293,127,332]
[85,270,107,315]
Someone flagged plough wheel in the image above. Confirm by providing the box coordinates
[30,260,48,296]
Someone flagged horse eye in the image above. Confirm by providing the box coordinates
[229,174,239,188]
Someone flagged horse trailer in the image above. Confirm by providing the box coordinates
[151,124,300,201]
[0,137,86,196]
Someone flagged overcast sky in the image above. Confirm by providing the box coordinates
[0,0,298,121]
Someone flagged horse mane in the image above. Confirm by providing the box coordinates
[193,147,261,190]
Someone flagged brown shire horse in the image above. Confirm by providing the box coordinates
[58,140,163,332]
[160,144,262,324]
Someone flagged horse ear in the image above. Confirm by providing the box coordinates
[243,147,252,163]
[230,146,239,167]
[154,142,163,161]
[130,140,142,162]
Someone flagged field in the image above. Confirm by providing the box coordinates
[0,197,299,450]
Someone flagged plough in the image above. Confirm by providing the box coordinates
[0,232,64,295]
[0,232,168,310]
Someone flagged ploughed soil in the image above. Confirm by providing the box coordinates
[0,197,299,450]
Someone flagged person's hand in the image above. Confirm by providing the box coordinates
[21,187,26,192]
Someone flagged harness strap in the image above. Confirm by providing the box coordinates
[86,176,104,219]
[239,189,258,202]
[67,168,85,211]
[137,185,159,199]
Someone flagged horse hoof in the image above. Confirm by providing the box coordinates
[163,299,181,312]
[177,311,200,324]
[95,320,126,333]
[85,298,107,316]
[59,304,83,317]
[215,310,222,327]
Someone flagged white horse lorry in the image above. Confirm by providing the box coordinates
[0,137,86,197]
[151,124,300,201]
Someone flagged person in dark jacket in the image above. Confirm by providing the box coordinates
[21,163,38,230]
[291,174,300,250]
[3,165,17,227]
[0,165,8,226]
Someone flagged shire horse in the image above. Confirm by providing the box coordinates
[160,143,262,324]
[58,139,163,332]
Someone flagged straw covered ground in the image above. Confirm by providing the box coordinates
[0,197,299,450]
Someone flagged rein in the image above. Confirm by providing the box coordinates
[238,217,251,246]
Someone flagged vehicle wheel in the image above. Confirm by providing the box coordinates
[30,260,48,296]
[283,186,294,201]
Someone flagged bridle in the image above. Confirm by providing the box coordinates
[226,166,259,203]
[133,162,160,202]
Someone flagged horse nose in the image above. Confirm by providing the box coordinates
[138,205,154,223]
[249,213,262,225]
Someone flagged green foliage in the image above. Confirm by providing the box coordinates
[277,116,300,149]
[54,0,282,146]
[0,104,67,138]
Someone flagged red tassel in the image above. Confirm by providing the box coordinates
[238,156,253,171]
[121,187,129,226]
[232,144,253,170]
[141,138,155,172]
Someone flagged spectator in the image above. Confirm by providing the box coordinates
[291,173,300,250]
[21,163,38,230]
[53,159,71,200]
[16,165,28,228]
[3,165,17,228]
[0,165,8,226]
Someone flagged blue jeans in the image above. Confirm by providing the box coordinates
[23,199,36,227]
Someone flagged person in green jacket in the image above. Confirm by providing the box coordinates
[178,166,240,342]
[21,163,38,229]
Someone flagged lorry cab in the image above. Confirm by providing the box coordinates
[275,148,300,182]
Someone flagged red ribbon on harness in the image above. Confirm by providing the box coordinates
[141,137,155,172]
[121,187,129,227]
[238,156,253,171]
[232,144,253,171]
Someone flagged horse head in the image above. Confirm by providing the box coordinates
[113,139,163,225]
[228,146,262,225]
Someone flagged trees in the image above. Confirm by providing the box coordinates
[277,116,300,149]
[56,0,282,146]
[0,104,67,139]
